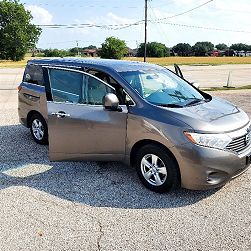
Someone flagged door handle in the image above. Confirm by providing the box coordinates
[51,112,71,118]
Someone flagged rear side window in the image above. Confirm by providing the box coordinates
[48,68,115,105]
[23,64,44,86]
[48,69,83,103]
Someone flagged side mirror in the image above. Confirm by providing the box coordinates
[103,93,121,111]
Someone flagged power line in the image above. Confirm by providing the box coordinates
[34,0,214,30]
[142,0,213,62]
[35,20,251,34]
[24,0,251,14]
[28,0,251,35]
[150,0,214,21]
[24,2,141,9]
[156,21,251,34]
[149,2,169,41]
[44,39,138,45]
[113,0,214,30]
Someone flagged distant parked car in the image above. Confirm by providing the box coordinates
[18,58,251,192]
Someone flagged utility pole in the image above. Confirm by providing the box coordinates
[76,40,79,56]
[144,0,148,62]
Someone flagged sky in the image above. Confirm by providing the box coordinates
[20,0,251,49]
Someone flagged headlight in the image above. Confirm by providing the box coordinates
[184,132,232,150]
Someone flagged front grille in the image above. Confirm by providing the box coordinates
[226,131,251,153]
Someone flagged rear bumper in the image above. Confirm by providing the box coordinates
[176,142,251,190]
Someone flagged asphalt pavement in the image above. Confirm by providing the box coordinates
[0,84,250,250]
[175,64,251,88]
[0,68,24,90]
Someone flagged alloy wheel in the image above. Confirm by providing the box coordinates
[31,119,44,141]
[140,154,167,186]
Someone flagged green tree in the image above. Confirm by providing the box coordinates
[172,43,192,56]
[69,45,97,55]
[99,37,128,59]
[68,47,79,55]
[43,49,72,57]
[84,45,97,50]
[0,0,41,61]
[192,41,214,56]
[137,42,170,57]
[215,43,228,50]
[229,43,249,52]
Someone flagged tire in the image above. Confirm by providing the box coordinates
[29,113,48,145]
[134,144,180,193]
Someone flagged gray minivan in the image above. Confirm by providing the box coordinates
[18,58,251,192]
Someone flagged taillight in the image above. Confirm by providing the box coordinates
[17,85,22,91]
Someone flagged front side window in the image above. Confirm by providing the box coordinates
[87,70,129,105]
[119,69,205,107]
[86,75,114,105]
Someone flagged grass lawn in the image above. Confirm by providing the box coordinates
[201,85,251,91]
[0,56,32,68]
[125,56,251,66]
[1,56,251,68]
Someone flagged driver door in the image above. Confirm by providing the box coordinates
[46,68,128,161]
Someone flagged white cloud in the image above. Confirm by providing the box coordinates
[71,12,137,37]
[213,0,251,11]
[26,5,53,25]
[147,0,251,45]
[84,12,136,27]
[106,12,134,25]
[36,0,251,49]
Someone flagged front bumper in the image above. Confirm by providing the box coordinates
[176,142,251,190]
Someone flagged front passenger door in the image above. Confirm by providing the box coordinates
[47,68,128,161]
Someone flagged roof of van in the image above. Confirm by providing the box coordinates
[27,58,163,72]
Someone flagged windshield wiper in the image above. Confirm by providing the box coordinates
[157,103,183,108]
[185,98,205,106]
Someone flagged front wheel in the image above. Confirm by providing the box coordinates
[134,144,180,193]
[29,113,48,145]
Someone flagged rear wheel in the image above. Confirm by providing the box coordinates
[29,113,48,145]
[134,144,180,193]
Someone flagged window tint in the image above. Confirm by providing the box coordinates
[88,70,111,84]
[49,69,83,103]
[87,75,114,105]
[87,70,128,105]
[48,69,115,105]
[120,69,204,106]
[120,72,143,96]
[23,64,44,86]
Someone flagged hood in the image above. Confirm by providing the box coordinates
[166,96,250,133]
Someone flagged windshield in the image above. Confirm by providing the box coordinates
[119,68,205,107]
